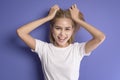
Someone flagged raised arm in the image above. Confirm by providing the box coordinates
[69,4,106,54]
[17,5,59,50]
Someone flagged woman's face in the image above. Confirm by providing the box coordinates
[52,18,74,47]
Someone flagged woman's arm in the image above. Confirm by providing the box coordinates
[17,5,59,50]
[69,4,106,54]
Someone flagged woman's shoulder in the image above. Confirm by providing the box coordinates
[35,39,51,46]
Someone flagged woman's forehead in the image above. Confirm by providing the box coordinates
[54,18,73,26]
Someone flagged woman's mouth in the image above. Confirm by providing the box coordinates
[58,36,67,42]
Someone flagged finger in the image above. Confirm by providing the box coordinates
[72,4,75,8]
[69,8,72,11]
[52,4,59,9]
[55,5,60,10]
[72,5,74,9]
[71,4,76,9]
[54,5,59,8]
[74,4,77,8]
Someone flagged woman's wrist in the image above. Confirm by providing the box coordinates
[74,18,83,24]
[44,16,52,21]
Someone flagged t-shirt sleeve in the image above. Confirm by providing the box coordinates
[31,39,46,59]
[77,42,92,57]
[80,42,91,56]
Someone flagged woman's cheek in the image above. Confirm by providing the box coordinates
[54,30,61,35]
[67,31,73,36]
[53,30,59,37]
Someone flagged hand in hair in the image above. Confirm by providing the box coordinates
[69,4,80,22]
[48,5,60,20]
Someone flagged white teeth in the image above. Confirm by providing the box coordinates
[58,37,66,42]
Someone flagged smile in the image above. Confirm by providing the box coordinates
[58,37,67,42]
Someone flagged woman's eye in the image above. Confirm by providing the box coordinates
[55,27,61,30]
[66,28,70,30]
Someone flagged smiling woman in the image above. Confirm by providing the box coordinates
[49,9,85,47]
[51,18,74,47]
[17,4,105,80]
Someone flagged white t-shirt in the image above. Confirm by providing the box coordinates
[33,39,91,80]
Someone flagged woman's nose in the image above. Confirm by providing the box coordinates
[60,30,65,36]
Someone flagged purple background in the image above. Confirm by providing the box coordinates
[0,0,120,80]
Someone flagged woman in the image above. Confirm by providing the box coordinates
[17,4,105,80]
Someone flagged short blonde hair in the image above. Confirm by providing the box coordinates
[49,9,85,44]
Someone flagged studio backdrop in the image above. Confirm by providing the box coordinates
[0,0,120,80]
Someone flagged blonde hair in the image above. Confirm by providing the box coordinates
[49,9,85,44]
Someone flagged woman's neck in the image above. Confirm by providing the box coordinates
[54,42,70,48]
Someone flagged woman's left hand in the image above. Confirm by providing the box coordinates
[69,4,80,21]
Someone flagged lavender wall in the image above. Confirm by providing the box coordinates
[0,0,120,80]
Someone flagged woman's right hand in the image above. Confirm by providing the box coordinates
[47,5,59,20]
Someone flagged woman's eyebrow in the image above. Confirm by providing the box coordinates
[54,26,62,28]
[65,27,72,28]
